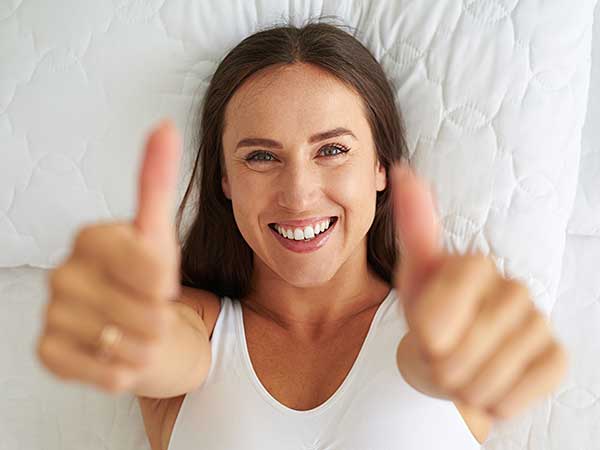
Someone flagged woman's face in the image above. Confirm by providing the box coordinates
[221,62,387,288]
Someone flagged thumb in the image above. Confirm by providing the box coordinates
[391,162,444,303]
[133,119,182,243]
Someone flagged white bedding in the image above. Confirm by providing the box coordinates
[1,1,599,449]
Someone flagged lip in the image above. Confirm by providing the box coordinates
[269,217,338,253]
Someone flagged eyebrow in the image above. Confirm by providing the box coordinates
[235,127,357,150]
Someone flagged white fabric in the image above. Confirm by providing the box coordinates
[568,1,600,236]
[167,288,481,450]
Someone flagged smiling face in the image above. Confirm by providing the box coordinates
[221,62,387,289]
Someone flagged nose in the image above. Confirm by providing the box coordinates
[276,163,321,212]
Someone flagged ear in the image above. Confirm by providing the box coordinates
[221,172,231,199]
[375,159,387,192]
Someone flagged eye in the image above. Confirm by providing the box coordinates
[245,143,350,163]
[319,143,350,157]
[245,151,276,162]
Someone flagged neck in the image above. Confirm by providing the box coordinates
[243,241,392,340]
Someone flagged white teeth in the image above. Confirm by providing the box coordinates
[274,218,335,241]
[303,226,315,239]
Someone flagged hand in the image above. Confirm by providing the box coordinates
[390,161,568,420]
[36,119,183,394]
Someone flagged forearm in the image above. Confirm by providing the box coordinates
[133,303,211,399]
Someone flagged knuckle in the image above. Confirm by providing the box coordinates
[431,360,461,392]
[441,252,495,283]
[465,252,487,273]
[48,265,70,294]
[551,342,569,371]
[49,263,86,298]
[45,302,62,326]
[496,279,532,316]
[504,278,531,301]
[36,336,70,380]
[103,368,133,393]
[48,267,61,289]
[427,334,450,359]
[528,310,551,336]
[498,285,530,314]
[74,225,98,254]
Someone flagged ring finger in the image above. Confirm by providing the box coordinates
[37,331,137,393]
[45,299,155,368]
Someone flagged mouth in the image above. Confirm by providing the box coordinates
[267,216,339,253]
[268,216,338,239]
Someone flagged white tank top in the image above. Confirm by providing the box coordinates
[167,288,481,449]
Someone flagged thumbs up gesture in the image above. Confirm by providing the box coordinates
[37,119,183,394]
[390,162,568,422]
[133,118,182,300]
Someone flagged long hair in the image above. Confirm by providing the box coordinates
[175,18,408,300]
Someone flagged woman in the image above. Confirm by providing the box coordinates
[37,21,567,450]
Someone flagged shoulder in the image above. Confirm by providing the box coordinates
[177,286,222,340]
[138,287,223,450]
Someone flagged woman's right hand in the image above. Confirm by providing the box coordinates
[36,119,183,394]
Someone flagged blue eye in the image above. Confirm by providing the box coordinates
[245,144,350,163]
[320,144,350,157]
[246,152,276,162]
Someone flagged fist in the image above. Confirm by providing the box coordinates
[36,119,183,394]
[390,162,568,420]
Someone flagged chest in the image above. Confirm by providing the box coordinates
[242,308,377,412]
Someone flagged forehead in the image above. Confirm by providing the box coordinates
[223,63,370,143]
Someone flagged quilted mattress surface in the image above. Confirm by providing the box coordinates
[1,1,599,449]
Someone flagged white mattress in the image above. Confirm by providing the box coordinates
[1,1,599,449]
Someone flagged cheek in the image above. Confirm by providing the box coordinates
[328,168,377,226]
[228,174,270,233]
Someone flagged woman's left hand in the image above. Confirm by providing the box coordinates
[389,162,568,420]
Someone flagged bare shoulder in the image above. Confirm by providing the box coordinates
[177,285,222,340]
[138,287,222,450]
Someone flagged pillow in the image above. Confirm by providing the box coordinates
[567,0,600,237]
[0,0,595,316]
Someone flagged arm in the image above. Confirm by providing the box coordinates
[396,330,493,444]
[133,295,212,399]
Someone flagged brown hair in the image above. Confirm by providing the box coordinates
[175,17,408,300]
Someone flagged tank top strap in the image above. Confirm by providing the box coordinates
[200,295,238,387]
[348,288,410,382]
[377,287,409,334]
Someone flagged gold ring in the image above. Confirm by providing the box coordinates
[96,323,123,361]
